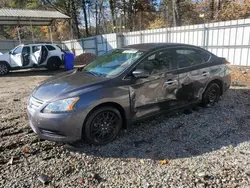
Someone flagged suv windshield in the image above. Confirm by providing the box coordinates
[83,49,144,77]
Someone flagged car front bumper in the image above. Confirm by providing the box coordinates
[27,103,84,143]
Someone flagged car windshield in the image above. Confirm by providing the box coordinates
[83,49,144,77]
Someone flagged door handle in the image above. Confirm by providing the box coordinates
[202,71,209,76]
[165,80,178,85]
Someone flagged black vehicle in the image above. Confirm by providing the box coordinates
[27,43,231,145]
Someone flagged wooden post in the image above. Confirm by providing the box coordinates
[17,27,21,44]
[49,26,53,44]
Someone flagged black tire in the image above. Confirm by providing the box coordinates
[46,57,61,71]
[201,83,221,106]
[0,62,10,75]
[84,107,122,145]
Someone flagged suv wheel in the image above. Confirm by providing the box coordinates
[0,62,10,75]
[47,57,61,71]
[201,83,220,106]
[84,107,122,145]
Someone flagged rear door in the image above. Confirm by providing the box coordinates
[31,45,48,65]
[173,47,212,104]
[30,45,42,65]
[129,48,179,119]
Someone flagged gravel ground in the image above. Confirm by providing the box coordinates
[0,68,250,187]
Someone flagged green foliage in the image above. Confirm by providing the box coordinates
[8,0,39,9]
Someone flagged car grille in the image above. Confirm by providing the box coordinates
[29,96,44,110]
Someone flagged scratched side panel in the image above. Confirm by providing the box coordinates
[129,72,179,119]
[177,68,205,102]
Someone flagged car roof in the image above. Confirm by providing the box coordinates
[122,43,201,52]
[23,43,57,46]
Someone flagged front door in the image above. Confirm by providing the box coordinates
[173,47,211,103]
[129,48,179,119]
[10,46,23,67]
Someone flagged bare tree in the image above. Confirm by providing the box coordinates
[210,0,215,20]
[82,0,90,36]
[172,0,181,26]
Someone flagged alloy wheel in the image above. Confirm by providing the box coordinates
[207,89,217,103]
[90,111,120,143]
[0,63,9,75]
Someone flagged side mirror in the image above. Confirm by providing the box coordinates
[132,69,149,78]
[9,51,12,54]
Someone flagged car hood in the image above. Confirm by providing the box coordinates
[32,70,109,101]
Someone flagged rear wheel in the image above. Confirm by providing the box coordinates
[0,62,10,75]
[84,107,122,145]
[46,57,61,71]
[201,83,220,106]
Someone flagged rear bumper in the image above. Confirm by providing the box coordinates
[27,106,84,143]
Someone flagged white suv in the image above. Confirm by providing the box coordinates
[0,43,64,75]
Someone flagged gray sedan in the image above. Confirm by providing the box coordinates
[27,43,231,145]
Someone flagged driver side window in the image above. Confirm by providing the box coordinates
[12,46,22,55]
[135,49,175,75]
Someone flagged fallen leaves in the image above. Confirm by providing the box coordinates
[159,159,169,165]
[140,159,145,164]
[23,148,30,153]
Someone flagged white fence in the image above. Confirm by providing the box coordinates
[61,33,117,56]
[64,18,250,66]
[0,19,250,66]
[120,19,250,66]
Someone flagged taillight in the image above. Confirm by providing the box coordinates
[225,61,230,64]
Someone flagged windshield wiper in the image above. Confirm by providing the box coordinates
[82,69,106,77]
[85,71,97,76]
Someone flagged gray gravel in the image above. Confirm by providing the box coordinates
[0,69,250,187]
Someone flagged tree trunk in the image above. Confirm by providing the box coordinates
[172,0,176,26]
[71,0,80,39]
[95,2,98,35]
[210,0,215,20]
[172,0,181,27]
[88,4,91,35]
[82,0,90,37]
[109,0,116,32]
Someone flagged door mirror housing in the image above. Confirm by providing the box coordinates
[132,69,150,78]
[9,51,12,55]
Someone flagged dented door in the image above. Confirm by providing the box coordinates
[174,47,212,103]
[129,48,179,119]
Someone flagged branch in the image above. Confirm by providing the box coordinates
[44,0,69,15]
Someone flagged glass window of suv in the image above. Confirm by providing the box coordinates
[135,49,175,75]
[12,46,22,55]
[32,45,41,53]
[45,45,56,51]
[175,48,211,68]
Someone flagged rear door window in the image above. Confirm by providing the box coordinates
[175,48,211,68]
[32,45,41,53]
[45,45,56,51]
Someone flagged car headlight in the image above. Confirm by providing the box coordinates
[43,97,80,113]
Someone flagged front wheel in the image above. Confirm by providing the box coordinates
[84,107,122,145]
[201,83,221,106]
[0,62,10,75]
